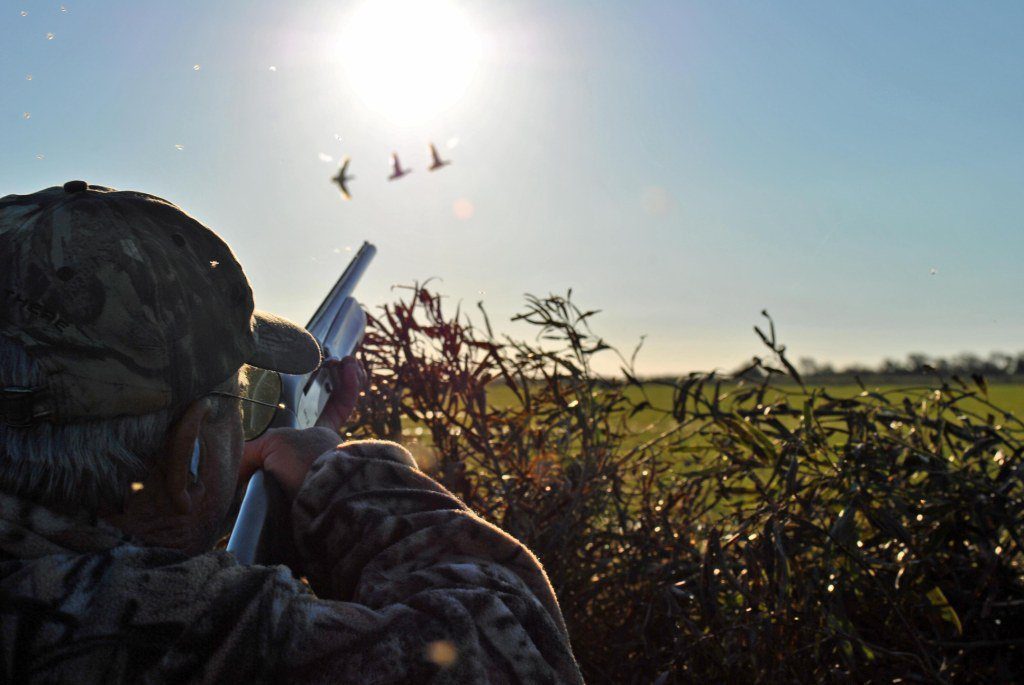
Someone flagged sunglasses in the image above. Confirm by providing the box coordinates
[209,366,288,441]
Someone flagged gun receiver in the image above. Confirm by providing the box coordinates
[226,242,377,565]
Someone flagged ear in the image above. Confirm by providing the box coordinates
[164,398,212,515]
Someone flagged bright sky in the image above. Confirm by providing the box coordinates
[3,1,1022,375]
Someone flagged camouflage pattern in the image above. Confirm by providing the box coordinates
[0,182,320,423]
[0,440,584,683]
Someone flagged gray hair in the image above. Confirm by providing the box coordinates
[0,336,237,511]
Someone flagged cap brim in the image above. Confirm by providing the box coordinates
[247,311,322,374]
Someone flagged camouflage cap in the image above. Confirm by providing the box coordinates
[0,181,321,423]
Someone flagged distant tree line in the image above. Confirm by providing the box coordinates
[794,351,1024,382]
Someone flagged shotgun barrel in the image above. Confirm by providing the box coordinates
[226,242,377,565]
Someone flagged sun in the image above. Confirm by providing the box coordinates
[339,0,483,124]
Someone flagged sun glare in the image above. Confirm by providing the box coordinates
[340,0,482,124]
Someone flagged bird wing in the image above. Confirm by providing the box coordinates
[340,156,350,174]
[429,144,441,164]
[390,152,400,173]
[332,172,351,200]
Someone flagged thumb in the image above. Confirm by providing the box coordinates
[238,432,274,486]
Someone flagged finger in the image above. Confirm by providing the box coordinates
[322,356,363,387]
[351,356,368,390]
[237,431,275,485]
[336,357,364,419]
[341,355,364,393]
[260,427,341,499]
[316,357,363,430]
[316,394,354,431]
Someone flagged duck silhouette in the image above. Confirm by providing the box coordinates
[388,152,412,180]
[427,143,451,171]
[331,157,354,200]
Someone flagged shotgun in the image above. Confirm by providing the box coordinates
[226,241,377,564]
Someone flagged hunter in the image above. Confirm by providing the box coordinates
[0,181,582,683]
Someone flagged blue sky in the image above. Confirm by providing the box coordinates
[3,1,1022,374]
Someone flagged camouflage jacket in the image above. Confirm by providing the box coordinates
[0,440,583,684]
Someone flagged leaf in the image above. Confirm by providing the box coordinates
[629,400,651,418]
[826,613,855,659]
[926,586,963,636]
[829,505,857,547]
[785,453,799,495]
[621,368,643,388]
[722,416,777,462]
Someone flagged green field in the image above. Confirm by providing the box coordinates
[394,382,1024,468]
[621,381,1024,419]
[477,381,1024,443]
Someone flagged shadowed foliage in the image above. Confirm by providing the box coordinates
[348,284,1024,684]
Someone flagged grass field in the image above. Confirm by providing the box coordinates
[477,381,1024,442]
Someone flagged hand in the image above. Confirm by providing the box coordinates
[315,356,366,431]
[238,355,365,499]
[238,427,341,500]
